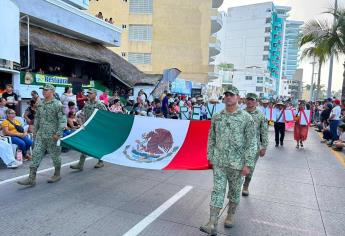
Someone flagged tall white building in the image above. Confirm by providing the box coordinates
[216,2,301,97]
[282,20,304,81]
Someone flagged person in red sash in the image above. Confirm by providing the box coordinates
[294,101,309,148]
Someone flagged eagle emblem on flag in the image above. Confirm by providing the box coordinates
[123,129,179,163]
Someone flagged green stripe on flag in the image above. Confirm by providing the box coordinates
[61,110,134,159]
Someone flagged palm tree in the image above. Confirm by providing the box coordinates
[299,8,345,100]
[299,44,327,101]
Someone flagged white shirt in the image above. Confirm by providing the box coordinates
[275,108,285,123]
[259,106,269,115]
[330,105,341,120]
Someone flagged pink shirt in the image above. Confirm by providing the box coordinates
[99,94,109,105]
[110,105,123,113]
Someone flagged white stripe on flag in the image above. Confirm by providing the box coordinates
[123,185,193,236]
[102,116,190,170]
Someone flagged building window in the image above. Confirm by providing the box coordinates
[129,25,152,41]
[265,27,271,33]
[122,24,127,29]
[256,86,263,92]
[128,53,151,64]
[265,18,271,24]
[121,52,126,57]
[257,77,264,83]
[245,76,252,80]
[264,46,269,51]
[264,37,270,42]
[263,55,269,61]
[129,0,153,14]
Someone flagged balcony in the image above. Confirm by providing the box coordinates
[208,72,219,81]
[209,37,221,57]
[211,9,222,34]
[13,0,122,46]
[212,0,224,8]
[61,0,88,10]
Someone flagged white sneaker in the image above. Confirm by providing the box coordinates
[7,161,18,169]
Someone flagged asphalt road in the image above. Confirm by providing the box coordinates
[1,129,345,236]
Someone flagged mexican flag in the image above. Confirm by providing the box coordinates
[60,110,211,170]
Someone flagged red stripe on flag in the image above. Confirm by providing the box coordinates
[163,120,212,170]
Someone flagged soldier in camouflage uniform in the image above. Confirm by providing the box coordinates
[18,84,66,187]
[241,93,268,196]
[70,88,107,170]
[200,86,257,236]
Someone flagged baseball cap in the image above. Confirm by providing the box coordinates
[39,83,55,91]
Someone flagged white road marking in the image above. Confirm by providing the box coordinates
[0,157,92,186]
[123,185,193,236]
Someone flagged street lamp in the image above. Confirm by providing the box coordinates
[327,0,338,97]
[310,59,317,101]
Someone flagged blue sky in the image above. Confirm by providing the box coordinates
[220,0,343,91]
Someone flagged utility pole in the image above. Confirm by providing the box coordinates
[327,0,338,97]
[310,60,317,101]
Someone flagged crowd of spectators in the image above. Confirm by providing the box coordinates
[313,98,345,151]
[1,81,345,168]
[95,11,114,24]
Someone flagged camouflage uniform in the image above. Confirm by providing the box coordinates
[200,86,257,235]
[18,84,66,187]
[245,108,268,179]
[208,108,257,208]
[70,89,107,170]
[30,96,66,169]
[83,100,107,121]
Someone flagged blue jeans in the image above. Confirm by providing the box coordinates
[11,136,33,156]
[330,120,340,141]
[63,129,75,137]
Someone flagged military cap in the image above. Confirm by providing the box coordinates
[87,88,97,94]
[246,93,258,100]
[223,85,239,95]
[262,99,269,104]
[39,83,55,91]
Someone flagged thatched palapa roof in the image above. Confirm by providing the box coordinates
[20,24,160,87]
